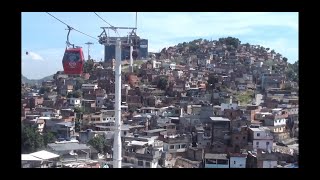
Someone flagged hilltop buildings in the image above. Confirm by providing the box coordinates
[21,38,298,168]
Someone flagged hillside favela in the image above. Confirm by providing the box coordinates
[21,12,298,168]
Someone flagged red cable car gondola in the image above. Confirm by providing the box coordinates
[62,47,84,75]
[62,26,85,75]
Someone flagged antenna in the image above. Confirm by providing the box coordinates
[85,42,94,61]
[135,12,137,30]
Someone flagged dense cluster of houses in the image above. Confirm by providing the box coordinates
[21,39,298,168]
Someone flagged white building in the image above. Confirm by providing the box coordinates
[96,96,106,108]
[152,60,161,69]
[68,98,81,107]
[229,154,247,168]
[249,127,273,152]
[262,160,278,168]
[82,84,98,91]
[221,103,238,111]
[100,110,115,122]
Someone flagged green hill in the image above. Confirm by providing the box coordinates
[22,74,54,85]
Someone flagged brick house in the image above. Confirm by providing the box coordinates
[231,126,249,153]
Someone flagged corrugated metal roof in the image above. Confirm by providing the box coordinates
[29,150,60,160]
[48,143,90,152]
[21,154,42,161]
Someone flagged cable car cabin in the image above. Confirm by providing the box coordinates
[62,48,84,75]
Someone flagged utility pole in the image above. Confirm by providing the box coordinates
[85,42,94,61]
[129,39,133,73]
[114,38,122,168]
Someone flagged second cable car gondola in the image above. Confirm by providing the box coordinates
[62,26,85,75]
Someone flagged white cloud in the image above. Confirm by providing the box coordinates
[131,12,298,53]
[24,51,44,61]
[21,48,65,79]
[136,12,298,40]
[253,38,298,63]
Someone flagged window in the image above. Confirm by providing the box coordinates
[181,144,186,148]
[243,136,246,140]
[217,159,228,165]
[257,133,260,137]
[235,136,239,140]
[266,142,270,145]
[207,142,211,146]
[145,162,151,167]
[234,161,236,164]
[256,142,259,145]
[138,160,143,166]
[206,159,217,164]
[169,145,174,149]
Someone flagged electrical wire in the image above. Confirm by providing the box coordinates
[93,12,120,37]
[46,12,99,41]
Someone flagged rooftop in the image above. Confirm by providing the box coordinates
[21,154,42,161]
[141,107,158,110]
[205,153,228,160]
[29,150,60,160]
[145,129,166,134]
[250,127,270,132]
[48,143,90,152]
[209,117,230,122]
[130,141,148,146]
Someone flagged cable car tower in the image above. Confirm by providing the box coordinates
[98,25,140,168]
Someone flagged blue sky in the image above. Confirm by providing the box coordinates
[22,12,298,79]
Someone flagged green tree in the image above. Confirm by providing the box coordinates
[75,77,85,91]
[74,106,83,113]
[67,92,73,98]
[128,106,138,113]
[43,132,56,146]
[73,90,82,98]
[75,120,81,132]
[157,77,168,90]
[88,135,107,154]
[207,74,219,89]
[219,37,241,49]
[21,124,44,153]
[39,87,51,94]
[283,57,288,62]
[84,60,95,74]
[31,85,38,90]
[67,90,82,98]
[286,61,299,83]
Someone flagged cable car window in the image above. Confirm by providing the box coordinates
[63,51,81,62]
